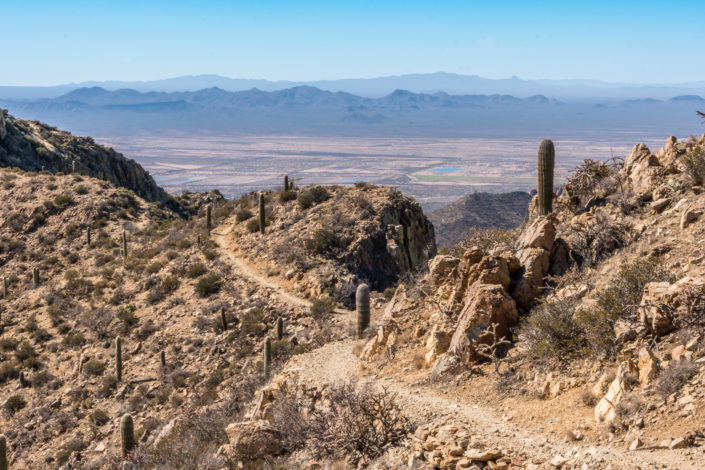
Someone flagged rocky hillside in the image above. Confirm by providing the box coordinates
[428,191,532,248]
[0,109,166,203]
[228,182,436,306]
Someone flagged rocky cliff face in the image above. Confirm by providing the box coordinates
[0,108,167,203]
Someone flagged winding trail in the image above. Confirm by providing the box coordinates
[212,221,694,469]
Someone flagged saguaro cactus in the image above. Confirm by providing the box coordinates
[356,283,370,339]
[160,350,166,367]
[0,434,7,470]
[263,337,271,376]
[258,193,265,234]
[2,277,7,298]
[121,231,128,259]
[72,160,76,174]
[284,175,289,191]
[32,267,39,287]
[276,317,283,340]
[120,414,135,456]
[206,204,212,234]
[220,307,228,331]
[86,227,91,247]
[537,138,555,216]
[115,336,122,383]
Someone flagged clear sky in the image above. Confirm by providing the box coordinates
[4,0,704,86]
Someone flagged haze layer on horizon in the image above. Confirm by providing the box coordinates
[4,0,705,86]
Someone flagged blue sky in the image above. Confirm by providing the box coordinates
[4,0,704,86]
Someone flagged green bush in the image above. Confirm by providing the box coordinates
[4,394,26,415]
[311,297,335,322]
[298,185,330,210]
[186,262,208,278]
[195,273,221,297]
[83,359,106,377]
[117,304,139,328]
[519,297,586,360]
[305,228,340,255]
[278,189,298,203]
[246,218,260,233]
[236,207,253,222]
[53,193,73,211]
[682,145,705,186]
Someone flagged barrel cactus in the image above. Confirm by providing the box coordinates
[263,337,271,376]
[120,413,135,456]
[258,193,265,234]
[115,336,122,383]
[537,138,555,215]
[356,284,370,339]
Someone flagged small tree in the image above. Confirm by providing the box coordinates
[476,322,511,374]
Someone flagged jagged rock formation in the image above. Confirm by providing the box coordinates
[0,108,167,202]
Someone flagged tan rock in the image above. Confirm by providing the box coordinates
[465,449,502,461]
[428,255,460,286]
[621,143,664,200]
[651,197,671,213]
[670,437,687,449]
[637,347,659,386]
[425,325,452,363]
[595,362,638,424]
[517,216,556,251]
[680,207,701,230]
[671,345,686,361]
[224,420,283,460]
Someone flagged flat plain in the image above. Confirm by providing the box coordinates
[99,133,668,211]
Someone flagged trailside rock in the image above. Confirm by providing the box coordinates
[223,420,283,460]
[621,143,664,201]
[595,362,638,424]
[511,216,555,310]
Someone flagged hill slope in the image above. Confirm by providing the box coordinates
[428,191,532,247]
[0,108,166,202]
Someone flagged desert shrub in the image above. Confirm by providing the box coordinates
[298,185,330,210]
[195,273,221,297]
[4,394,26,415]
[14,340,37,362]
[0,362,19,384]
[64,222,81,238]
[78,306,113,339]
[90,408,110,426]
[186,262,208,278]
[62,331,86,348]
[564,158,622,206]
[97,374,118,398]
[519,297,586,360]
[569,213,633,267]
[236,206,253,222]
[307,383,412,466]
[452,226,518,257]
[311,297,335,323]
[147,275,180,304]
[674,285,705,329]
[580,389,598,406]
[682,145,705,186]
[241,307,265,335]
[383,287,396,300]
[614,391,644,420]
[245,218,260,233]
[83,359,106,377]
[279,189,298,203]
[305,228,340,255]
[594,256,674,320]
[56,439,86,466]
[73,184,89,195]
[136,319,157,340]
[655,360,698,399]
[53,193,73,211]
[117,304,139,329]
[64,269,94,296]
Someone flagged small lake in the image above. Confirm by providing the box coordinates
[430,167,461,173]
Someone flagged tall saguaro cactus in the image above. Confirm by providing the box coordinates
[121,231,128,259]
[86,227,92,247]
[115,336,123,383]
[32,267,39,287]
[537,138,555,216]
[220,307,228,331]
[276,317,284,340]
[284,175,289,191]
[120,414,135,456]
[263,337,271,376]
[206,204,213,234]
[356,284,370,339]
[0,434,7,470]
[258,193,265,234]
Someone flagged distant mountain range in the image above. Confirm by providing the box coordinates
[3,72,705,100]
[1,84,704,138]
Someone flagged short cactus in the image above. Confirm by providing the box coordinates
[121,231,128,259]
[32,267,39,287]
[160,350,166,367]
[120,413,135,456]
[356,283,370,339]
[115,336,122,383]
[19,370,29,388]
[0,434,7,470]
[284,175,289,191]
[220,307,228,331]
[206,203,212,234]
[263,337,271,376]
[86,227,91,247]
[276,317,283,340]
[537,138,555,216]
[258,193,265,234]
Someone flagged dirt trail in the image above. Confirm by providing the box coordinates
[212,222,693,469]
[211,225,350,314]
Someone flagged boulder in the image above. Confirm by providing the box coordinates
[425,325,452,364]
[680,206,701,230]
[595,362,638,424]
[637,347,659,386]
[511,217,555,310]
[445,284,517,363]
[621,144,665,200]
[224,420,283,460]
[428,255,460,286]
